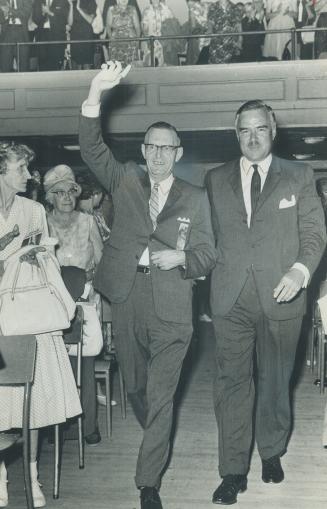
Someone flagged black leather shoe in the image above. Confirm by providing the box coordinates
[85,428,101,446]
[262,455,284,483]
[212,475,247,505]
[140,487,163,509]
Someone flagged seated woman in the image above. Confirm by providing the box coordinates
[44,164,104,446]
[0,143,81,508]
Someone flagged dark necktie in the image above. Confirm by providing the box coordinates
[149,183,159,230]
[250,164,261,221]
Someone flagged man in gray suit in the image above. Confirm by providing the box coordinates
[79,62,216,509]
[206,100,326,505]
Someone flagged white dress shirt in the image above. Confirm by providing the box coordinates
[240,155,310,286]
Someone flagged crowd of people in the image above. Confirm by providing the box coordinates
[1,60,327,509]
[0,0,326,72]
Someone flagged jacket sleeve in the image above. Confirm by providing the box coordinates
[183,189,217,279]
[32,0,44,27]
[296,165,326,278]
[79,114,128,194]
[17,0,33,22]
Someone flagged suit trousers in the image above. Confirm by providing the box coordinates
[212,271,303,477]
[112,272,193,488]
[0,25,30,72]
[69,356,97,437]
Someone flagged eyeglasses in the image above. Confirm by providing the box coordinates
[144,143,180,155]
[51,188,78,199]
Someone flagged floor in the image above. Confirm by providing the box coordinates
[4,322,327,509]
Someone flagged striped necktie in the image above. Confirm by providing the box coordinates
[250,164,261,223]
[149,183,159,230]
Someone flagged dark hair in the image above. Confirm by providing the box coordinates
[0,142,35,175]
[144,121,180,143]
[235,100,277,124]
[76,172,104,200]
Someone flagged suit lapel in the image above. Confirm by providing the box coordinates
[255,156,282,214]
[228,159,248,218]
[157,178,182,222]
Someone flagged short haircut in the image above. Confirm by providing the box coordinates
[0,141,35,175]
[144,121,181,145]
[235,99,277,129]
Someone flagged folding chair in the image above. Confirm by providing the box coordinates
[0,335,37,509]
[53,304,84,500]
[95,321,126,437]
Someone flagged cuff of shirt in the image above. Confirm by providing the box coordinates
[81,100,101,118]
[292,262,310,288]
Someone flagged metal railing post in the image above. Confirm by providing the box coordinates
[149,36,155,67]
[16,42,20,72]
[291,28,297,60]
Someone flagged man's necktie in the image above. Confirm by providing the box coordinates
[149,183,159,230]
[250,164,261,222]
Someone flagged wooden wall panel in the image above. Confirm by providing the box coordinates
[0,60,325,137]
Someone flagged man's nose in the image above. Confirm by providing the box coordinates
[25,167,32,179]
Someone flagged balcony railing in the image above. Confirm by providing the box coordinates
[1,25,326,72]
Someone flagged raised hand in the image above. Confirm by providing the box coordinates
[87,61,131,105]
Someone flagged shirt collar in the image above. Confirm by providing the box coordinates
[150,174,174,195]
[241,154,272,176]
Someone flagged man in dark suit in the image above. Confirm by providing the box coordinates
[32,0,69,71]
[79,61,216,509]
[0,0,33,72]
[206,100,326,505]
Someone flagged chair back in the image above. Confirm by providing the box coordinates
[0,335,37,385]
[63,304,84,345]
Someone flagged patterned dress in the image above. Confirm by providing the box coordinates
[141,3,177,66]
[187,0,210,64]
[107,5,139,66]
[263,0,297,60]
[208,1,242,64]
[0,196,82,430]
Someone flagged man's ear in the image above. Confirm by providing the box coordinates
[175,146,183,163]
[141,144,146,159]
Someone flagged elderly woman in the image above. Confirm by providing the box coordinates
[263,0,298,60]
[0,144,81,508]
[207,0,243,64]
[43,165,103,446]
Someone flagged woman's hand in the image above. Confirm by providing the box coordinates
[0,224,19,251]
[19,246,46,267]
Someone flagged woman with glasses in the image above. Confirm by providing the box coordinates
[0,145,81,508]
[44,164,104,446]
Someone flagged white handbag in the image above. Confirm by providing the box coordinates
[68,301,103,357]
[0,246,76,335]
